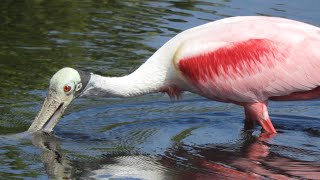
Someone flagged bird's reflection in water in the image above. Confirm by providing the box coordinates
[162,131,320,179]
[31,131,173,179]
[31,130,320,179]
[31,132,72,179]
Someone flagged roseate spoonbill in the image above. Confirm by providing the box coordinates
[28,16,320,134]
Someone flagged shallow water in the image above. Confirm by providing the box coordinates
[0,0,320,179]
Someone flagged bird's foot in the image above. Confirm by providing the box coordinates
[259,131,276,140]
[258,117,277,134]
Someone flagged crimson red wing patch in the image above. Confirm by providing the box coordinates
[178,39,283,83]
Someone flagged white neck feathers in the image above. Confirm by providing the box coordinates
[83,72,161,98]
[81,45,180,98]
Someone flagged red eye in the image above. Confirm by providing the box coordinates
[63,85,71,92]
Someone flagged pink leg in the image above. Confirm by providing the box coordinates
[243,101,277,134]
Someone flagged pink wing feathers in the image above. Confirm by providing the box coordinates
[176,38,320,103]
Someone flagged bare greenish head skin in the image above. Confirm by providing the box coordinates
[28,67,90,133]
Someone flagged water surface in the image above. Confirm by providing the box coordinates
[0,0,320,179]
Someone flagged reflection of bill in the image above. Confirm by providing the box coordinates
[32,132,72,179]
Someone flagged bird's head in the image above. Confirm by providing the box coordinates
[28,67,91,133]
